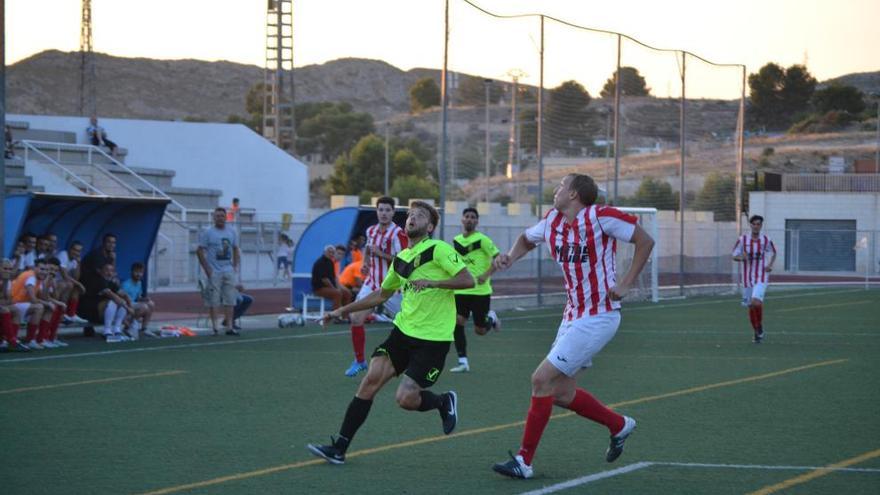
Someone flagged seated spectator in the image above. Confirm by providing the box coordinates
[120,262,154,340]
[311,245,351,312]
[40,258,70,348]
[334,244,347,278]
[338,260,364,296]
[17,233,37,272]
[11,258,61,350]
[0,258,28,352]
[79,262,131,343]
[87,116,119,157]
[56,240,88,324]
[222,284,254,331]
[11,240,26,278]
[35,234,54,261]
[4,125,14,159]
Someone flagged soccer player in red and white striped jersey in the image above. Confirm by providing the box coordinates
[491,174,655,480]
[345,197,408,377]
[732,214,776,343]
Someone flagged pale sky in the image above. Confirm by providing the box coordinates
[6,0,879,99]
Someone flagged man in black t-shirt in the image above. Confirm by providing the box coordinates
[312,245,351,310]
[79,262,132,343]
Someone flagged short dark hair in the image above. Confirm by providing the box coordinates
[70,240,83,249]
[215,206,227,214]
[410,201,439,231]
[749,215,764,224]
[102,233,117,242]
[335,244,346,251]
[232,197,240,204]
[131,261,145,271]
[567,174,599,206]
[462,207,479,218]
[46,257,61,267]
[376,196,395,209]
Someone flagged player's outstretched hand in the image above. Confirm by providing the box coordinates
[494,254,512,271]
[609,283,629,301]
[321,310,341,328]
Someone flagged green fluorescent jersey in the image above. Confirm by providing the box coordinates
[453,231,500,296]
[381,238,468,341]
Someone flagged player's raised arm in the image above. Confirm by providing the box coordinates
[494,234,537,272]
[411,267,474,291]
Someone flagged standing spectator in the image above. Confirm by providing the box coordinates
[5,125,14,159]
[226,198,241,223]
[312,245,352,312]
[120,262,155,339]
[197,207,241,336]
[275,234,293,281]
[86,116,120,157]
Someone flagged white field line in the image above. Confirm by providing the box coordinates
[516,460,880,495]
[516,462,653,495]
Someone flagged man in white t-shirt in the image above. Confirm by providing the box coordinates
[490,174,654,480]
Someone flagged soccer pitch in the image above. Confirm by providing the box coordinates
[2,287,878,494]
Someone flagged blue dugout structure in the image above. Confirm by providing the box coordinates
[3,193,169,286]
[291,207,408,309]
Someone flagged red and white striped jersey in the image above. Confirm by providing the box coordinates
[732,234,776,287]
[363,223,408,290]
[525,206,638,321]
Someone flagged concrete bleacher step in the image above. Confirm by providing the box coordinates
[4,158,44,193]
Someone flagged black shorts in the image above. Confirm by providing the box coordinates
[372,326,451,388]
[455,294,491,328]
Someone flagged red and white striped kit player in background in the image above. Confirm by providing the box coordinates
[732,214,776,343]
[490,174,655,480]
[344,196,408,378]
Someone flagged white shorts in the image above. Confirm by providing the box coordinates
[14,302,33,323]
[354,284,402,317]
[742,283,768,303]
[547,310,621,377]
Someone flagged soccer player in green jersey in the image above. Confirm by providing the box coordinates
[450,207,501,373]
[307,201,475,465]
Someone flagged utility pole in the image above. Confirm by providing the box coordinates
[484,79,491,203]
[384,121,390,195]
[505,69,526,185]
[79,0,96,117]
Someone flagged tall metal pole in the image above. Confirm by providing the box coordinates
[735,66,746,238]
[536,15,545,306]
[384,122,390,195]
[875,99,879,173]
[484,79,491,203]
[612,34,622,204]
[1,0,6,257]
[604,110,612,197]
[679,52,687,296]
[439,0,449,239]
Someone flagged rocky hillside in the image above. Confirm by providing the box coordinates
[6,50,440,121]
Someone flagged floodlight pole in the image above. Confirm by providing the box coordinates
[439,0,450,240]
[735,66,746,239]
[484,79,491,202]
[0,0,5,257]
[384,122,390,195]
[536,15,545,306]
[612,34,622,204]
[678,51,686,296]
